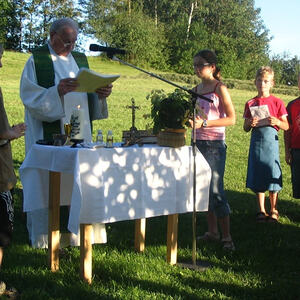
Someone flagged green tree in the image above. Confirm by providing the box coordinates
[0,0,23,50]
[270,54,300,86]
[183,0,270,79]
[0,0,11,44]
[141,0,270,78]
[79,0,272,77]
[82,0,168,69]
[22,0,79,51]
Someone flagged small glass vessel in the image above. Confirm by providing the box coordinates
[95,130,105,147]
[106,130,114,148]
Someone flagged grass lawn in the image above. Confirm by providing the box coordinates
[0,51,299,299]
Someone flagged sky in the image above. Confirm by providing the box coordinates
[255,0,300,57]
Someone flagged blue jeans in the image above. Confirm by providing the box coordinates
[196,140,230,218]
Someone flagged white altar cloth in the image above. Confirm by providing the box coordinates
[20,144,211,234]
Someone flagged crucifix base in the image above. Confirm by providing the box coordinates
[122,97,157,146]
[122,129,157,146]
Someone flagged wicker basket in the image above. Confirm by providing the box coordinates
[157,129,186,147]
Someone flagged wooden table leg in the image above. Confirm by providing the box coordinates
[166,214,178,265]
[80,224,93,284]
[48,171,61,271]
[134,218,146,252]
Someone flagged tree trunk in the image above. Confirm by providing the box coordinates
[128,0,131,15]
[185,2,195,43]
[154,0,158,27]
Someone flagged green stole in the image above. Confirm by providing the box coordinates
[32,45,97,232]
[32,44,94,140]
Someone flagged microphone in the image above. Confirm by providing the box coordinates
[89,44,126,57]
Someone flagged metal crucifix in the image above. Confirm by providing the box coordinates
[126,98,140,131]
[123,98,141,146]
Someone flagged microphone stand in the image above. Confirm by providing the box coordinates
[186,95,210,271]
[110,53,211,270]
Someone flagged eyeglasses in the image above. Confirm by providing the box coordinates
[56,33,76,48]
[193,63,210,68]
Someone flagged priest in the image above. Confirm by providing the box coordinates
[20,18,112,248]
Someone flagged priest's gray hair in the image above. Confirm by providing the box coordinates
[50,18,79,34]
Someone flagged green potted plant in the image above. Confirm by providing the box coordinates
[146,88,193,147]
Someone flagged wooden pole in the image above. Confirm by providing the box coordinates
[166,214,178,265]
[80,224,93,284]
[48,171,61,271]
[134,218,146,252]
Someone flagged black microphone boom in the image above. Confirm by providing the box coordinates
[90,44,212,103]
[111,56,213,103]
[89,44,126,57]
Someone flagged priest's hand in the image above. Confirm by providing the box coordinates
[58,78,78,96]
[95,84,113,99]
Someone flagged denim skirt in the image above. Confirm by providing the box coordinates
[246,126,282,193]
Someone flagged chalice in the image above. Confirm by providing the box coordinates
[63,123,72,145]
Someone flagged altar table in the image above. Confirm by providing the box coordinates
[20,144,211,283]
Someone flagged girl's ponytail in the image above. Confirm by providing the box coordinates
[213,66,221,81]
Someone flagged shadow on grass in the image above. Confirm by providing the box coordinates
[92,259,258,299]
[5,188,300,299]
[102,189,300,298]
[2,260,111,299]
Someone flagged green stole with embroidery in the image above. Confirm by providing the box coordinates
[32,44,94,140]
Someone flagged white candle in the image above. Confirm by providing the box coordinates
[70,105,84,140]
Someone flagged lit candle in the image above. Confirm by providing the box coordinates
[70,105,84,140]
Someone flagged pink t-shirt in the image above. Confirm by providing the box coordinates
[243,95,287,131]
[195,85,226,141]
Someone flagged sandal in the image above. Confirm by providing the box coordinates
[197,231,220,242]
[256,212,268,222]
[0,281,6,296]
[222,239,235,251]
[4,287,19,299]
[268,210,279,223]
